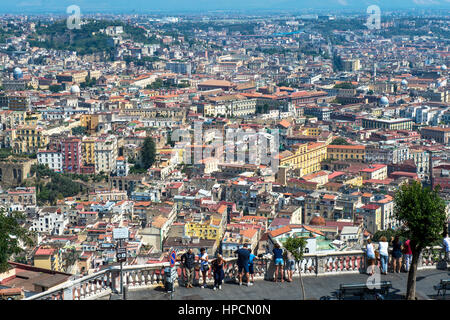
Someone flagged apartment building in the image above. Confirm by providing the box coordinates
[279,142,328,177]
[95,134,118,174]
[61,137,82,174]
[327,145,365,162]
[37,150,63,172]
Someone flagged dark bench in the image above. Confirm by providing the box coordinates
[434,279,450,297]
[338,281,392,300]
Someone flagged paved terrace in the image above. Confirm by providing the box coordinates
[106,268,450,300]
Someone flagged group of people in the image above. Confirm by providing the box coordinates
[272,243,296,282]
[180,244,258,290]
[178,232,450,289]
[366,232,450,275]
[366,236,409,275]
[179,243,298,290]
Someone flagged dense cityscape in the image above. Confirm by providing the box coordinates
[0,2,449,302]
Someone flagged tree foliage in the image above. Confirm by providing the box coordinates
[283,237,307,262]
[393,181,447,300]
[394,181,447,250]
[141,137,156,170]
[32,164,87,205]
[331,137,351,145]
[0,209,35,272]
[71,126,87,136]
[283,237,308,300]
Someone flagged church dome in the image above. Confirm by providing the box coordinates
[70,85,80,95]
[13,67,23,80]
[380,96,389,106]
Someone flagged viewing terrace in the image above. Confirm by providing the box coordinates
[25,247,449,301]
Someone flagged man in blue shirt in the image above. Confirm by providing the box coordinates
[235,243,250,286]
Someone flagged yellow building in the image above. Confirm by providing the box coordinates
[82,136,96,165]
[13,125,49,154]
[184,215,224,246]
[80,114,99,134]
[327,145,366,162]
[280,142,327,177]
[300,127,321,136]
[24,112,42,126]
[343,175,363,187]
[33,247,63,272]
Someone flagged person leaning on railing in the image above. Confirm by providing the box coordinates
[365,239,376,275]
[378,236,389,275]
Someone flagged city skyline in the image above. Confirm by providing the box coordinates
[2,0,450,14]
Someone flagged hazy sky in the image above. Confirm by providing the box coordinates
[3,0,450,13]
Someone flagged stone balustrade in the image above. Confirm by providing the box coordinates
[24,246,446,300]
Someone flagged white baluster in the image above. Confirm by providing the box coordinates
[97,279,101,290]
[79,285,85,299]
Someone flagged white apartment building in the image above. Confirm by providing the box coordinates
[31,207,68,235]
[37,150,63,172]
[95,135,118,174]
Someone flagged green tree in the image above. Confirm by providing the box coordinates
[49,84,63,93]
[331,137,351,145]
[0,210,35,272]
[141,137,156,170]
[71,126,87,136]
[372,229,399,242]
[393,181,447,300]
[283,237,308,300]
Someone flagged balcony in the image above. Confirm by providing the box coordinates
[25,247,447,300]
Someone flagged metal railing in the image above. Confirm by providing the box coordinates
[25,246,446,300]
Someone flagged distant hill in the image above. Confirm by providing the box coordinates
[27,20,159,55]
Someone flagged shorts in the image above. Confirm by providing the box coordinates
[392,251,402,259]
[238,263,249,274]
[275,258,284,266]
[286,260,295,271]
[248,263,254,274]
[200,264,209,272]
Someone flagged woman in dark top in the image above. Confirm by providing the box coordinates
[212,254,226,290]
[272,243,284,282]
[391,236,403,273]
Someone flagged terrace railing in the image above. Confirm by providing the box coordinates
[25,246,446,300]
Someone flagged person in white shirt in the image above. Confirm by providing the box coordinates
[366,239,376,275]
[444,233,450,263]
[378,236,389,275]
